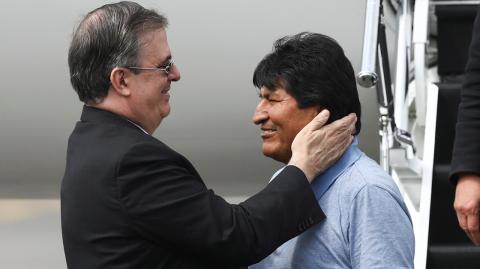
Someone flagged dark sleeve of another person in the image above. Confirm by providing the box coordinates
[450,6,480,183]
[116,141,325,265]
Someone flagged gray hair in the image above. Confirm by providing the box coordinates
[68,1,168,103]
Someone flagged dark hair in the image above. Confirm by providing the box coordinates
[253,32,361,134]
[68,1,168,103]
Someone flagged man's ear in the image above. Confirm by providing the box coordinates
[110,67,132,97]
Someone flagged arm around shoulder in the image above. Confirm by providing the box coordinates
[115,141,324,265]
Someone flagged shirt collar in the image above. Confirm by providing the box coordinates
[125,119,149,135]
[311,137,362,199]
[269,137,362,190]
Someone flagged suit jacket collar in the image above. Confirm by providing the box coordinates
[80,105,146,134]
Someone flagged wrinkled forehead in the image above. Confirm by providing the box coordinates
[258,86,293,99]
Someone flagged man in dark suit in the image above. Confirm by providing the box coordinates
[61,1,356,268]
[451,5,480,246]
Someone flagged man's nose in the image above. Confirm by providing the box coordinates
[253,101,268,125]
[168,64,181,81]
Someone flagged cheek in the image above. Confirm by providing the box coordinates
[283,109,316,139]
[278,119,303,143]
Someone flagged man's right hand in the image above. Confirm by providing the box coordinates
[288,110,357,182]
[454,174,480,245]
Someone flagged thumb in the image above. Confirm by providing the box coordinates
[307,109,330,131]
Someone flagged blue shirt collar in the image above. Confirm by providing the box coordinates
[311,137,362,199]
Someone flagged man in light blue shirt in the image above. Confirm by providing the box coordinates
[250,32,414,268]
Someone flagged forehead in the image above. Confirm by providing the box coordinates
[137,28,171,62]
[259,86,292,98]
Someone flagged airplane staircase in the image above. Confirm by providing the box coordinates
[426,2,480,268]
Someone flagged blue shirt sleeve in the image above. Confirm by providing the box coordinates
[348,184,415,269]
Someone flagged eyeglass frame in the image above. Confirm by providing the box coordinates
[125,59,174,75]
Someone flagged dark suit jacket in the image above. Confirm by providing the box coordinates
[61,106,324,269]
[451,6,480,182]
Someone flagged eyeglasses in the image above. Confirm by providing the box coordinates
[126,59,174,75]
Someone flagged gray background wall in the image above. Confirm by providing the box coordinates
[0,0,380,199]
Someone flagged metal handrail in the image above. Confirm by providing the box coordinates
[431,0,480,5]
[413,0,430,126]
[357,0,381,88]
[358,0,417,169]
[393,0,410,131]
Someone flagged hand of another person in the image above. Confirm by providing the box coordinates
[288,110,356,182]
[454,174,480,245]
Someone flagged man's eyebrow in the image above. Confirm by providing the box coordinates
[157,55,172,66]
[259,90,270,98]
[268,91,281,98]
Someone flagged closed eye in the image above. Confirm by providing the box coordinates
[258,94,282,104]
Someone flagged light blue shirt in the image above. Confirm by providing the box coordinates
[251,139,415,269]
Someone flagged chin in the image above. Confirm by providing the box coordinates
[262,147,289,164]
[160,108,171,118]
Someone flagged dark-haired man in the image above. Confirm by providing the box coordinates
[250,32,414,269]
[61,2,357,269]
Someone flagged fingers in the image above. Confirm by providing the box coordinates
[456,211,472,241]
[457,210,480,245]
[454,175,480,245]
[466,212,480,245]
[307,111,357,135]
[322,113,356,150]
[324,129,353,166]
[306,109,330,131]
[455,201,479,244]
[327,113,357,134]
[456,211,468,232]
[310,114,356,174]
[289,112,357,180]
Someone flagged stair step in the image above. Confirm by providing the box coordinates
[427,244,480,269]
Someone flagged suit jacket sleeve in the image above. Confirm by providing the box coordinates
[115,141,324,265]
[451,5,480,183]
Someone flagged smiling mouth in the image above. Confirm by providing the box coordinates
[261,128,277,138]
